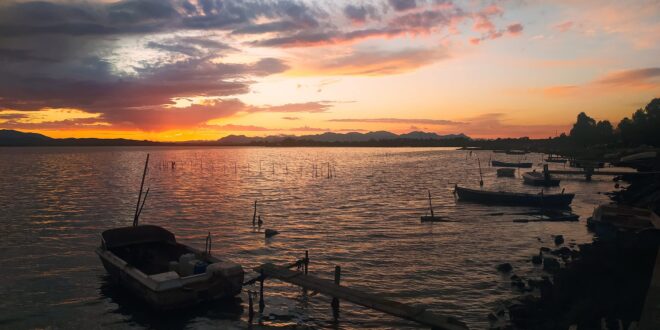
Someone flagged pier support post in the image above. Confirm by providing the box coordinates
[259,277,265,313]
[304,250,309,275]
[248,291,254,324]
[585,167,594,181]
[332,266,341,319]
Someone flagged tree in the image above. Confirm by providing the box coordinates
[617,98,660,146]
[570,112,597,145]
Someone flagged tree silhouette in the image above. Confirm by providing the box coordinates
[617,98,660,146]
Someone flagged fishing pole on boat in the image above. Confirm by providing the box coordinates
[136,187,150,220]
[133,154,150,227]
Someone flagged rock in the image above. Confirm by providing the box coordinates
[540,247,551,253]
[532,255,542,265]
[543,257,561,272]
[554,235,564,245]
[510,274,521,281]
[488,312,498,321]
[511,279,525,290]
[496,263,513,273]
[265,229,279,238]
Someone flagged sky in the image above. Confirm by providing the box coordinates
[0,0,658,141]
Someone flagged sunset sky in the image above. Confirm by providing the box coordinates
[0,0,658,141]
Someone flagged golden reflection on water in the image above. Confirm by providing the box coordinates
[0,147,619,329]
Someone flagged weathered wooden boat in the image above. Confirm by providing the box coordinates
[497,168,515,177]
[491,160,533,168]
[587,204,660,232]
[620,151,657,163]
[96,225,244,310]
[522,171,560,186]
[96,154,244,310]
[454,185,574,207]
[545,158,567,163]
[511,209,579,222]
[505,150,528,155]
[569,160,604,168]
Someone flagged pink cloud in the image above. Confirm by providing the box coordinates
[554,21,573,32]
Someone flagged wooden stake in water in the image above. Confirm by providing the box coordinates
[477,158,484,187]
[427,190,434,218]
[252,200,257,226]
[133,154,149,227]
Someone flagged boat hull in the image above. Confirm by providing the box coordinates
[97,248,243,310]
[522,173,560,186]
[455,186,574,207]
[492,161,533,168]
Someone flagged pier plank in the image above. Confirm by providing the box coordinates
[254,263,468,330]
[639,247,660,330]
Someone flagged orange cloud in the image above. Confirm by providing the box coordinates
[538,67,660,97]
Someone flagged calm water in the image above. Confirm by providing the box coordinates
[0,147,622,329]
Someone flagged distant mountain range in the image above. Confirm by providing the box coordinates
[0,129,469,147]
[217,131,468,145]
[0,130,163,146]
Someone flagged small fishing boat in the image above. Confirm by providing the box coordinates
[522,171,560,186]
[491,160,533,168]
[96,154,244,310]
[421,190,445,222]
[620,151,657,163]
[96,226,245,310]
[587,204,660,240]
[497,168,515,177]
[545,158,567,163]
[506,150,528,155]
[454,185,574,207]
[569,160,605,168]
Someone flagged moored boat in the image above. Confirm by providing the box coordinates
[492,160,533,168]
[545,158,567,163]
[587,204,660,231]
[96,154,244,310]
[506,150,528,155]
[96,225,244,310]
[522,171,560,186]
[454,185,574,207]
[497,168,515,177]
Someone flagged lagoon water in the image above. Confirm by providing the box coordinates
[0,147,620,329]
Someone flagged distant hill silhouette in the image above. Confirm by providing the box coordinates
[217,131,468,145]
[0,130,53,145]
[0,130,164,146]
[0,129,469,147]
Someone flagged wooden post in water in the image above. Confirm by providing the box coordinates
[304,250,309,275]
[477,158,484,187]
[332,266,341,319]
[252,200,257,226]
[248,291,254,324]
[427,190,434,218]
[259,277,265,313]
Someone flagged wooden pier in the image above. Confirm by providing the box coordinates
[639,247,660,329]
[544,168,658,180]
[252,262,468,330]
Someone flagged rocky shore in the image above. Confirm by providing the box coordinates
[489,158,660,329]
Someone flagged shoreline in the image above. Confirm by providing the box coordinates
[489,158,660,329]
